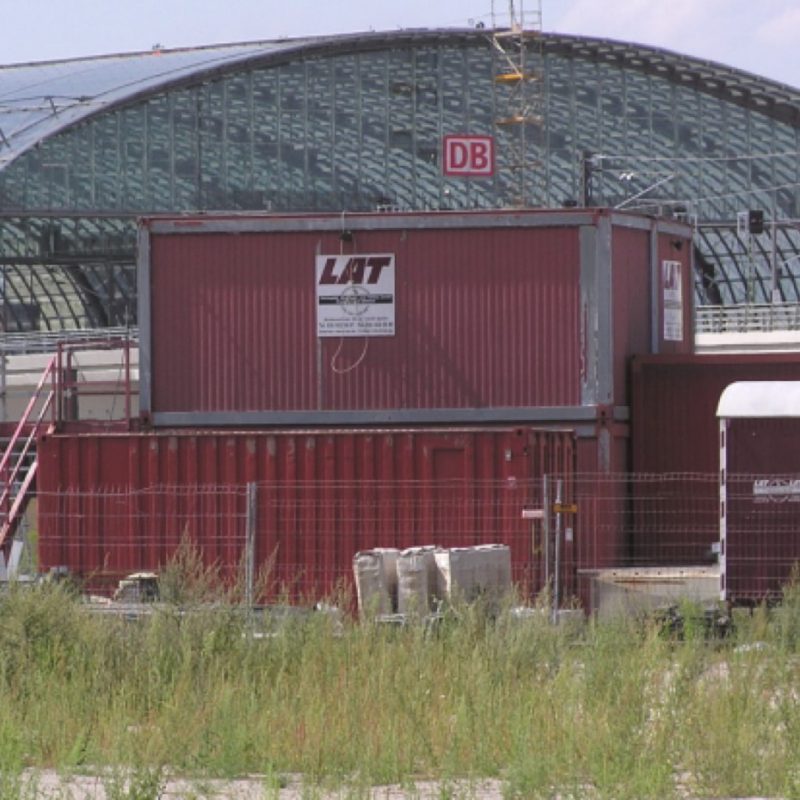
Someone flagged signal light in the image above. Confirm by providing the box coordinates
[748,209,764,235]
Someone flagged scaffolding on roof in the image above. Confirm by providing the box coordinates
[490,1,546,207]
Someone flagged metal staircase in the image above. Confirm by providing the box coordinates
[0,355,56,559]
[0,336,136,572]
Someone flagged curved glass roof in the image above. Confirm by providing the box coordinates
[0,29,798,331]
[0,38,318,170]
[2,30,796,173]
[542,33,799,126]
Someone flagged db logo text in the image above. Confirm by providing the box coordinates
[443,135,495,177]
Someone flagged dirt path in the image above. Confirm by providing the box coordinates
[26,771,506,799]
[23,770,783,799]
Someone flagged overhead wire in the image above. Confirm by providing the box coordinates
[595,149,800,165]
[620,179,800,213]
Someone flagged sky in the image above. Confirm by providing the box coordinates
[1,0,798,89]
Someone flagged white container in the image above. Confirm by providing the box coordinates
[353,548,399,617]
[397,546,438,615]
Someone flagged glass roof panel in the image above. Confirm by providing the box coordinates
[0,38,320,170]
[0,30,798,329]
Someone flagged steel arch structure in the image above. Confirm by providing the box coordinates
[0,29,798,330]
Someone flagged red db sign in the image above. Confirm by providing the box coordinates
[443,135,495,177]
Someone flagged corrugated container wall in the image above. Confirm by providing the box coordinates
[139,210,693,427]
[149,226,578,411]
[37,427,575,600]
[633,354,800,474]
[631,354,800,565]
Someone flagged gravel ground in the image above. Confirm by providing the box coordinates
[24,771,507,799]
[18,770,786,799]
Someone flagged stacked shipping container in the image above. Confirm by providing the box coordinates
[39,209,694,605]
[37,426,574,598]
[139,209,693,424]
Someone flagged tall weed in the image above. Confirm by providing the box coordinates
[2,578,800,796]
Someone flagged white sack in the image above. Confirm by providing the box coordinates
[353,548,399,617]
[397,545,438,615]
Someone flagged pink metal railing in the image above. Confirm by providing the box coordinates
[0,335,135,551]
[55,336,134,424]
[0,354,57,549]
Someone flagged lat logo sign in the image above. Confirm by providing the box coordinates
[443,135,495,177]
[316,254,395,338]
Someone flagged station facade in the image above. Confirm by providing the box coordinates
[0,29,798,331]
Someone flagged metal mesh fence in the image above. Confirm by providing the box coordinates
[28,471,800,608]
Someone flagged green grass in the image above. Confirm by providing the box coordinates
[2,579,800,798]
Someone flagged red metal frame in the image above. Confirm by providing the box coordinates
[56,336,134,425]
[0,354,56,549]
[0,335,135,552]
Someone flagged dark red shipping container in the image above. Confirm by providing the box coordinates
[633,354,800,474]
[37,426,576,601]
[722,412,800,604]
[139,209,693,427]
[631,354,800,565]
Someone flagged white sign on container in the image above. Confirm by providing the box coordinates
[662,259,683,342]
[316,253,395,337]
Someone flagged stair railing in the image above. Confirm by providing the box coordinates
[0,355,56,549]
[0,335,134,552]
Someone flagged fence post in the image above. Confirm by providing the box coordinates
[552,478,563,624]
[543,474,550,591]
[245,482,256,611]
[124,336,132,426]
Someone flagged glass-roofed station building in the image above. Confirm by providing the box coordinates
[0,28,798,334]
